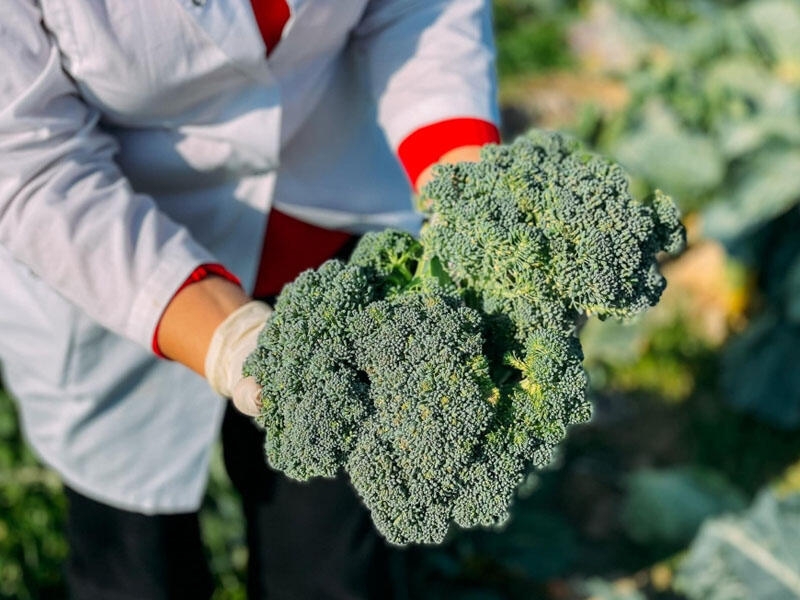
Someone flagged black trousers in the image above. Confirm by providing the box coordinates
[65,404,394,600]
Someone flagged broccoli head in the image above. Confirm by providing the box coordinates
[244,128,683,546]
[242,260,375,480]
[419,130,686,341]
[347,286,500,544]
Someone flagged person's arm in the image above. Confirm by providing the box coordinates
[164,0,501,408]
[353,0,501,191]
[157,274,268,416]
[156,271,250,376]
[0,3,243,371]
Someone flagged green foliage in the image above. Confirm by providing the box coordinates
[200,445,248,600]
[745,0,800,62]
[621,466,747,548]
[721,314,800,429]
[703,148,800,244]
[399,468,583,599]
[245,130,682,546]
[675,489,800,600]
[570,0,800,444]
[581,314,714,402]
[710,208,800,429]
[579,0,800,233]
[610,102,726,202]
[0,390,67,600]
[493,0,577,77]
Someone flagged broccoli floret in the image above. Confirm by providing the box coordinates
[420,130,686,341]
[450,328,589,531]
[346,287,498,544]
[348,229,423,293]
[349,228,455,296]
[242,260,375,480]
[501,329,589,454]
[244,129,682,547]
[652,189,687,255]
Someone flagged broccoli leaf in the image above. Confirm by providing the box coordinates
[612,124,725,204]
[675,490,800,600]
[621,467,747,548]
[702,149,800,244]
[721,313,800,429]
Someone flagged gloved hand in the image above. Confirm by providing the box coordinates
[204,300,272,416]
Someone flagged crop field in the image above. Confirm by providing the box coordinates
[2,0,799,598]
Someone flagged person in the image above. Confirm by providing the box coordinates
[0,0,501,597]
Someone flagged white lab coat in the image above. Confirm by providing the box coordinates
[0,0,498,513]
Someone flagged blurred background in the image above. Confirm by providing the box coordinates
[2,0,800,597]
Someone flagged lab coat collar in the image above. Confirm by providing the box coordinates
[174,0,295,82]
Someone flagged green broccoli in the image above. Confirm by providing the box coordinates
[242,260,375,480]
[244,129,684,546]
[348,228,424,293]
[419,130,685,342]
[347,287,499,544]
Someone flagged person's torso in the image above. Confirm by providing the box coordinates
[39,0,367,188]
[38,0,415,239]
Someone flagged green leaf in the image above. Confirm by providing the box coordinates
[611,104,725,204]
[721,313,800,429]
[705,57,798,119]
[702,149,800,243]
[717,118,800,160]
[744,0,800,62]
[580,317,650,369]
[675,489,800,600]
[705,56,800,159]
[621,467,747,548]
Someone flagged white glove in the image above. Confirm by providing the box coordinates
[204,300,272,416]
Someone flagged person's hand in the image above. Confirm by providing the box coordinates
[204,301,272,416]
[155,275,270,415]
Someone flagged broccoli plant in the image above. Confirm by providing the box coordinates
[244,130,684,545]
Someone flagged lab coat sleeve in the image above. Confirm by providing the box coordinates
[0,1,218,350]
[353,0,500,153]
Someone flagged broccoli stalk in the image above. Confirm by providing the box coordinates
[347,228,454,295]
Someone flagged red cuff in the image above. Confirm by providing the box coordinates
[397,118,501,190]
[152,264,242,358]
